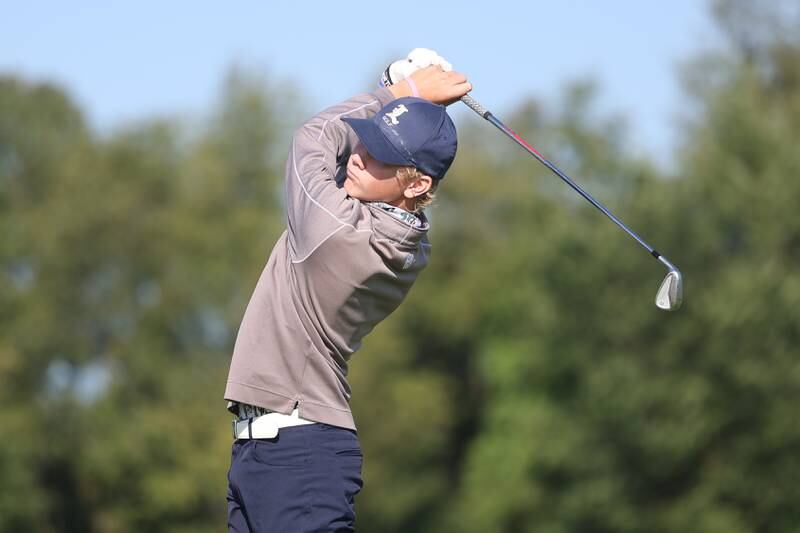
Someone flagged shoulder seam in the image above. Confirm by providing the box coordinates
[289,142,372,261]
[291,224,346,264]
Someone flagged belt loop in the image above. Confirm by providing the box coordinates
[247,417,253,439]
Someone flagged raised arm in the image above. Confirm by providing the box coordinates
[284,88,395,261]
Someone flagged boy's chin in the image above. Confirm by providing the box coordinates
[344,181,369,202]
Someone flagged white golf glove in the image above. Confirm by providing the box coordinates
[380,48,453,87]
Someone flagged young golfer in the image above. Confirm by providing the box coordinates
[224,51,471,532]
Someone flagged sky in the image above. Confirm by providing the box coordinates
[1,1,720,168]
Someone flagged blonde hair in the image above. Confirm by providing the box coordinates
[397,167,438,212]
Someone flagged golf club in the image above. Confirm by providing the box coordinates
[460,94,683,311]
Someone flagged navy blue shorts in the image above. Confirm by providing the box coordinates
[227,422,363,532]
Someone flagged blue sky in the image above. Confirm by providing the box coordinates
[2,1,719,166]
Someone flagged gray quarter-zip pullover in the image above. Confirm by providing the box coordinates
[224,88,431,430]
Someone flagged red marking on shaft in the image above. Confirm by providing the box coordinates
[507,127,544,159]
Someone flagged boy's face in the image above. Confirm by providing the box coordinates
[344,143,409,203]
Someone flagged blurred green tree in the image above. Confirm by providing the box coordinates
[0,68,297,532]
[2,2,800,531]
[356,2,799,532]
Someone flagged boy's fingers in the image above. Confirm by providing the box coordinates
[455,82,472,97]
[407,66,471,104]
[445,80,471,96]
[446,71,468,84]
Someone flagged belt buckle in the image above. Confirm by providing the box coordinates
[232,417,257,439]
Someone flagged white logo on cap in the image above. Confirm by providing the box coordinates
[383,104,409,126]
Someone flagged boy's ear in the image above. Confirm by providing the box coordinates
[403,175,433,199]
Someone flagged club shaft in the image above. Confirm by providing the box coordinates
[462,95,662,261]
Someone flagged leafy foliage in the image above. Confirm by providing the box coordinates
[2,3,799,531]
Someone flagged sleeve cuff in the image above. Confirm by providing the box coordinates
[373,86,396,108]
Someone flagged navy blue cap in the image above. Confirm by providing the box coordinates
[342,97,457,180]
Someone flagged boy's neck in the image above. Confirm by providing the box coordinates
[386,196,417,214]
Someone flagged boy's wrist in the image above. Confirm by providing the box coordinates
[388,80,413,99]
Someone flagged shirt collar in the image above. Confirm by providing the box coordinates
[368,201,424,228]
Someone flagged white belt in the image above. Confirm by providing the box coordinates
[232,407,316,440]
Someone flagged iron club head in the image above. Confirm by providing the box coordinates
[656,269,683,311]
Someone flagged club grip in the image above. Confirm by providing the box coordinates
[461,94,490,118]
